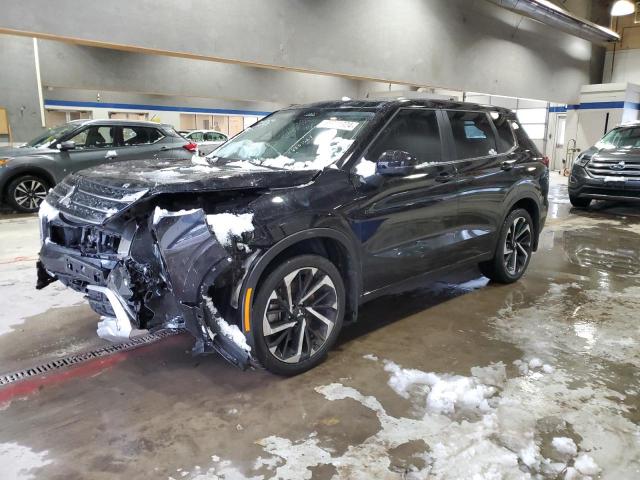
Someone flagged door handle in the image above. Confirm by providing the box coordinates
[501,159,517,170]
[159,146,170,151]
[105,150,118,159]
[435,172,454,183]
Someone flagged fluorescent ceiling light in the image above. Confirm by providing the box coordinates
[611,0,635,16]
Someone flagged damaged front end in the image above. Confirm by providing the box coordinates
[38,176,261,369]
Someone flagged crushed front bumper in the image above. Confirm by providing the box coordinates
[37,204,256,369]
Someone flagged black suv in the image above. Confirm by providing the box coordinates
[569,123,640,207]
[37,100,548,375]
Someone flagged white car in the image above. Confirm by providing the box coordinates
[183,130,228,155]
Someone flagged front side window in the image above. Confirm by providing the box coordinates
[448,111,497,159]
[69,126,116,149]
[597,127,640,150]
[366,109,442,165]
[188,131,204,142]
[212,108,375,170]
[122,127,163,145]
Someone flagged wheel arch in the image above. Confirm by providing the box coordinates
[241,228,361,336]
[2,167,56,201]
[506,194,541,251]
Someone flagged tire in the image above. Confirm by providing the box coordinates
[479,208,534,284]
[569,193,591,208]
[252,254,345,376]
[6,175,49,213]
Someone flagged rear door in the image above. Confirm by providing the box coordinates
[349,108,459,292]
[120,125,186,161]
[443,110,519,259]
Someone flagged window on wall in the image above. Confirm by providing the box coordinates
[109,112,148,121]
[213,116,229,136]
[45,109,92,128]
[516,108,547,140]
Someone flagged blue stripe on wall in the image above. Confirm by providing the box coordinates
[43,99,273,116]
[549,101,640,113]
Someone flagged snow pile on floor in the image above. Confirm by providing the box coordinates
[204,296,250,352]
[384,360,496,414]
[152,207,200,226]
[0,442,52,479]
[206,212,254,247]
[552,437,578,457]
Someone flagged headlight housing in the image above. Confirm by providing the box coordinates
[574,153,591,167]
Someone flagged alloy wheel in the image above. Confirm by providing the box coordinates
[13,179,47,211]
[263,266,338,364]
[503,216,532,276]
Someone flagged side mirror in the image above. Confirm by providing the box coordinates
[57,141,76,151]
[376,150,418,176]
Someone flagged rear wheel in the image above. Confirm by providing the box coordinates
[252,254,345,376]
[569,193,591,208]
[6,175,49,213]
[479,208,534,284]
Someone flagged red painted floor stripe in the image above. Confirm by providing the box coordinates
[0,334,185,404]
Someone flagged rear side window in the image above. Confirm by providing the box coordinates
[122,127,164,145]
[188,132,204,142]
[368,109,442,163]
[512,121,540,154]
[447,111,497,159]
[204,132,227,142]
[492,113,516,153]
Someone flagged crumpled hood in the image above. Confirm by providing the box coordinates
[44,158,319,225]
[75,158,319,192]
[0,146,56,158]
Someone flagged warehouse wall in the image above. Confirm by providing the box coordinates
[1,0,604,102]
[0,36,42,142]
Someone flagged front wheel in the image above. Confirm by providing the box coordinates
[479,208,534,284]
[6,175,49,213]
[252,254,345,376]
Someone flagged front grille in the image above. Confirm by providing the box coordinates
[50,224,121,255]
[47,177,147,224]
[586,158,640,177]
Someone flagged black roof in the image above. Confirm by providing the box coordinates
[289,99,514,115]
[67,118,174,128]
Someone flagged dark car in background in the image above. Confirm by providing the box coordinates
[569,123,640,207]
[0,119,197,212]
[37,100,548,375]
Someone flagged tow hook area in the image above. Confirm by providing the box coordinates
[87,285,149,342]
[35,260,57,290]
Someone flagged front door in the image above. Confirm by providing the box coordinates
[59,125,124,176]
[348,108,459,293]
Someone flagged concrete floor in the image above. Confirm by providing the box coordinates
[0,173,639,479]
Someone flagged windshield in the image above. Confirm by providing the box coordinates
[596,126,640,150]
[211,108,375,170]
[24,123,81,148]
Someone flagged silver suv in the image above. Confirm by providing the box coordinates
[0,119,197,212]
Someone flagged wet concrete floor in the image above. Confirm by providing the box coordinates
[0,173,638,479]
